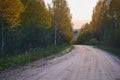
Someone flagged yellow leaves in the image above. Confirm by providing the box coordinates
[21,0,52,29]
[52,0,73,42]
[0,0,24,27]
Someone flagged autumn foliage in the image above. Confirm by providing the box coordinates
[76,0,120,48]
[0,0,73,56]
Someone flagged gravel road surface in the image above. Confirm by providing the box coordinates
[0,45,120,80]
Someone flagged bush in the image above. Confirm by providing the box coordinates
[0,45,71,71]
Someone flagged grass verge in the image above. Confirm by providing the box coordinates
[95,45,120,59]
[0,45,73,71]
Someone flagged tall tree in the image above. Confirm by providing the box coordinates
[107,0,120,47]
[19,0,53,51]
[21,0,51,28]
[52,0,73,45]
[0,0,23,55]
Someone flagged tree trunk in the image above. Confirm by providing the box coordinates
[1,21,4,56]
[54,21,57,45]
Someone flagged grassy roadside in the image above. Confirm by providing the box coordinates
[0,45,73,71]
[95,45,120,59]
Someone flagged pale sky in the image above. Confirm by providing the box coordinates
[45,0,98,29]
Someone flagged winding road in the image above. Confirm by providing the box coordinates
[0,45,120,80]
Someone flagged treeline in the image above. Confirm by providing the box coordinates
[0,0,73,56]
[76,0,120,48]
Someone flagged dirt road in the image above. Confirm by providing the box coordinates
[0,45,120,80]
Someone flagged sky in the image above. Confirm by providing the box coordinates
[45,0,98,29]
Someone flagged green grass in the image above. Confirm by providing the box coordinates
[95,45,120,59]
[0,45,73,71]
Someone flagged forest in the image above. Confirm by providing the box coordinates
[0,0,73,57]
[0,0,120,70]
[76,0,120,49]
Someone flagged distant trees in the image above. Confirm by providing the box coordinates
[76,23,92,44]
[0,0,73,56]
[76,0,120,48]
